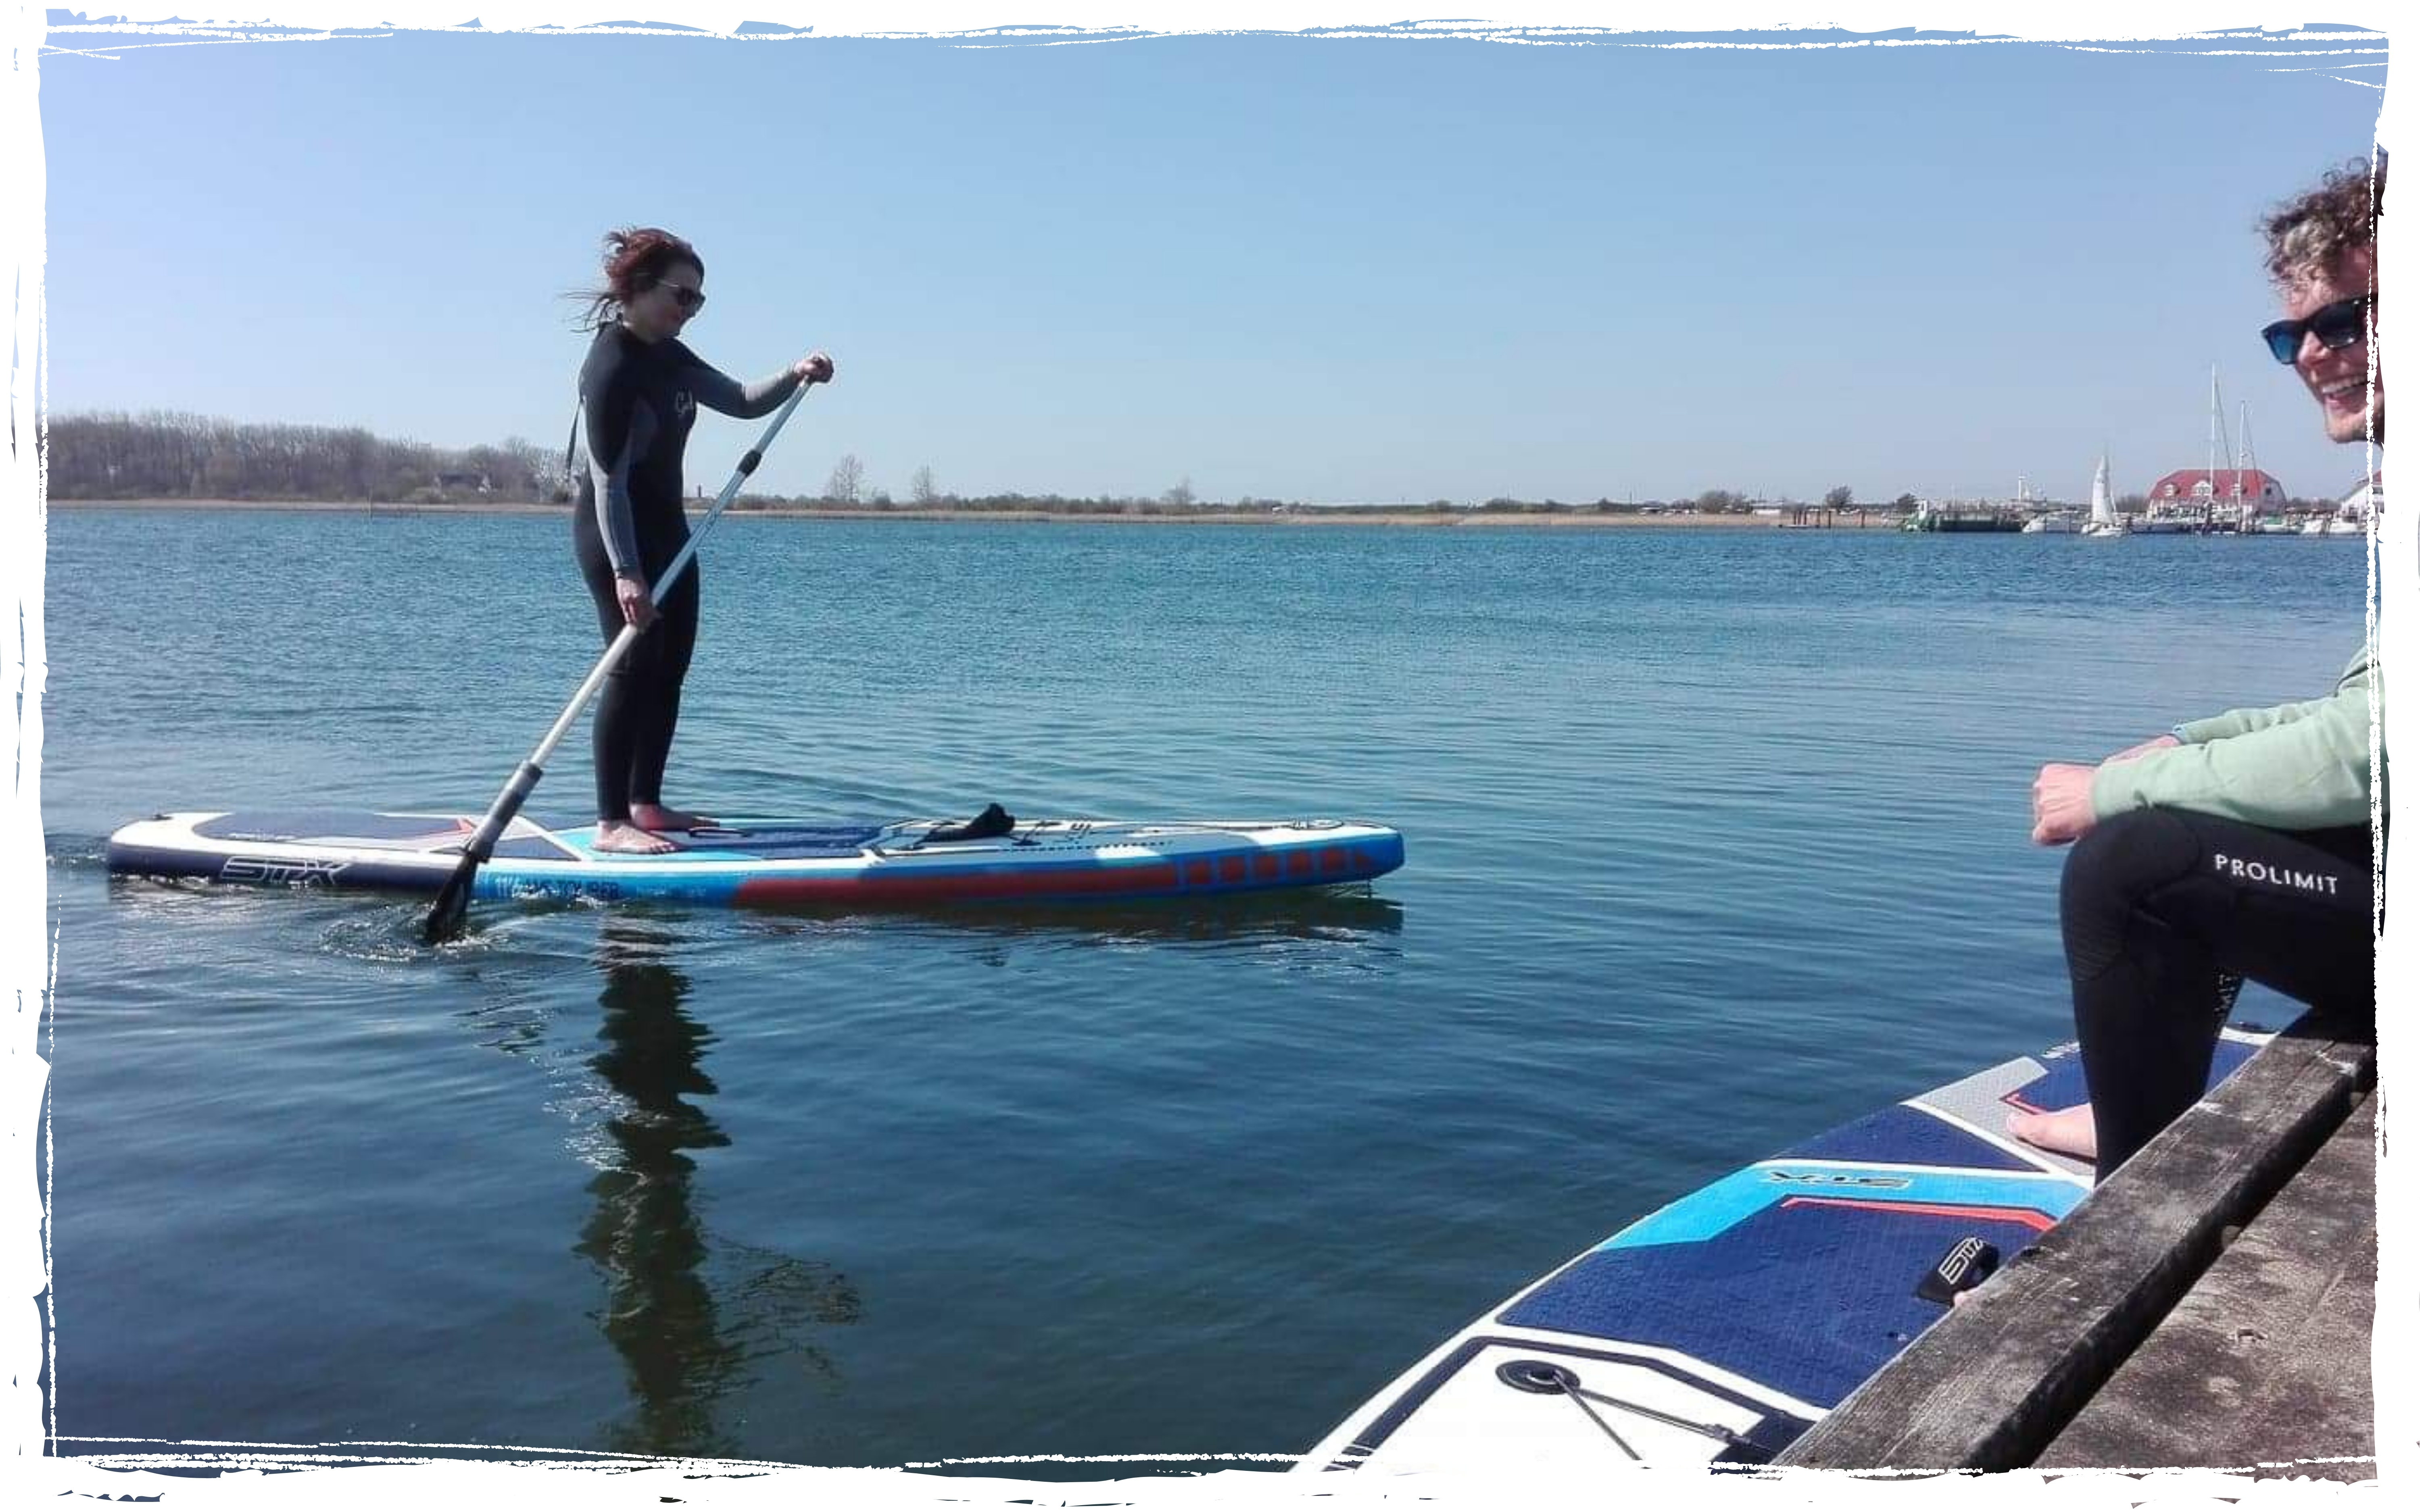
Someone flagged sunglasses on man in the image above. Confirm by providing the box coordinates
[2259,292,2370,364]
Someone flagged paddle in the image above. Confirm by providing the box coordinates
[424,377,820,942]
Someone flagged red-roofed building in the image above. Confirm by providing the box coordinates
[2148,469,2286,508]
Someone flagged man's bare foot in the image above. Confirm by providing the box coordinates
[2007,1103,2098,1160]
[593,820,678,855]
[631,802,715,833]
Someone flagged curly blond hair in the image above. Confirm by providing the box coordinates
[2261,153,2385,286]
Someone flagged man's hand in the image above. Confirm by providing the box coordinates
[2032,763,2099,846]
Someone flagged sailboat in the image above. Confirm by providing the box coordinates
[2240,402,2296,533]
[2081,454,2126,539]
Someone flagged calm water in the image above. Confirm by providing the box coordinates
[38,508,2370,1470]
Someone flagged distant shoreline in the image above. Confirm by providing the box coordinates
[48,498,1894,530]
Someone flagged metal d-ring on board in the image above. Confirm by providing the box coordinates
[1496,1358,1767,1460]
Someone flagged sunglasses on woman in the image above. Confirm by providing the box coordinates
[2259,292,2370,364]
[654,280,706,312]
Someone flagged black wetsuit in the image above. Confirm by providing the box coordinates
[572,325,800,824]
[2062,807,2374,1181]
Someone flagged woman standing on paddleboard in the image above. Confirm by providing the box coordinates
[570,227,834,855]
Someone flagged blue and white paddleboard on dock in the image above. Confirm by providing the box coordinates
[106,808,1405,910]
[1296,1027,2272,1474]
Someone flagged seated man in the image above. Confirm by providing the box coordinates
[2015,153,2384,1181]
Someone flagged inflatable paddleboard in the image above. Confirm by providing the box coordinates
[106,808,1404,909]
[1296,1026,2271,1473]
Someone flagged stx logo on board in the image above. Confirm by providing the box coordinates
[1761,1170,1914,1190]
[220,856,349,886]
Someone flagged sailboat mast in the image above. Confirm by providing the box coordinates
[2240,400,2258,526]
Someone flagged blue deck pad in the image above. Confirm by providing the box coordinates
[2003,1034,2261,1113]
[1493,1033,2268,1412]
[668,823,888,852]
[1500,1194,2065,1408]
[550,822,890,862]
[1591,1166,2081,1252]
[1787,1102,2043,1171]
[2007,1050,2091,1112]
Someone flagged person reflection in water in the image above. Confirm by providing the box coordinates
[576,919,861,1457]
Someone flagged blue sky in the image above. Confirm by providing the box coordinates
[39,20,2389,504]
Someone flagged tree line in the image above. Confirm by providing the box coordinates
[763,468,1846,516]
[47,411,571,504]
[70,412,2293,516]
[773,459,1245,515]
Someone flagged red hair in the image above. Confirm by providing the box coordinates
[571,226,705,329]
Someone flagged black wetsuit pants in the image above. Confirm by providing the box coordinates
[2061,807,2374,1181]
[573,509,700,825]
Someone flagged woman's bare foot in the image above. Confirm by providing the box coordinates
[593,820,678,855]
[630,802,715,833]
[2007,1103,2098,1160]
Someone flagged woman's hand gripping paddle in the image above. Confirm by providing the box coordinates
[424,378,820,942]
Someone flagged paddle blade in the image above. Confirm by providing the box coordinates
[421,760,544,943]
[424,853,482,942]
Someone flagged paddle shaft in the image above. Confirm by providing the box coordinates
[426,376,817,935]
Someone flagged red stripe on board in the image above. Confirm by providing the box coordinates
[735,862,1190,907]
[1778,1196,2059,1232]
[728,847,1396,908]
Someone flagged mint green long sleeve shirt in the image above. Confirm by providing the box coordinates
[2088,644,2382,832]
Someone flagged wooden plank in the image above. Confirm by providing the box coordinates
[1775,1011,2374,1471]
[2036,1097,2375,1480]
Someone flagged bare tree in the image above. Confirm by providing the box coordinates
[526,437,576,502]
[492,436,555,500]
[910,465,938,506]
[826,453,865,506]
[1163,475,1196,509]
